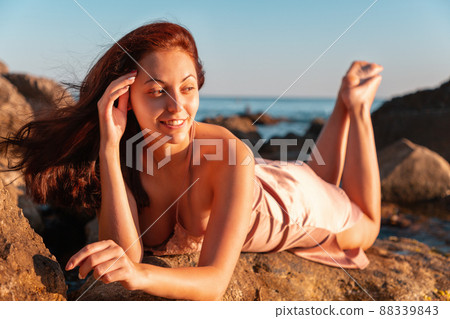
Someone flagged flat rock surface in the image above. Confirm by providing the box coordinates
[70,237,449,301]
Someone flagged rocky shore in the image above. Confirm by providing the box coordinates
[0,59,448,300]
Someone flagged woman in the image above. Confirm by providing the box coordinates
[1,22,382,300]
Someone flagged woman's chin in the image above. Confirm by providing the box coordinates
[156,127,188,144]
[158,121,192,140]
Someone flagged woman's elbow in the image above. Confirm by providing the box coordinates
[213,284,228,301]
[203,273,228,301]
[205,288,225,301]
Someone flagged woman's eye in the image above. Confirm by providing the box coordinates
[183,87,195,92]
[148,89,165,96]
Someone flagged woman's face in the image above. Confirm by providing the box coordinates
[129,50,199,145]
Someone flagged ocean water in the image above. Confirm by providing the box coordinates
[196,96,384,139]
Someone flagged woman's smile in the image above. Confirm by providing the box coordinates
[159,118,188,129]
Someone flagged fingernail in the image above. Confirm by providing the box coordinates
[127,76,135,81]
[78,272,83,280]
[66,262,72,270]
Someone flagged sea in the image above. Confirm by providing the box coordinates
[196,96,384,139]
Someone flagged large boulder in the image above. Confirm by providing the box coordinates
[0,60,8,74]
[0,179,67,300]
[71,237,448,301]
[378,139,450,203]
[3,73,74,115]
[0,75,43,232]
[372,78,450,161]
[0,72,75,233]
[0,75,34,139]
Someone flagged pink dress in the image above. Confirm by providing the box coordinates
[144,157,370,270]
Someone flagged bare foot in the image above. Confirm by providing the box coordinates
[339,61,383,117]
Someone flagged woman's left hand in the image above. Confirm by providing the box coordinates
[65,240,142,291]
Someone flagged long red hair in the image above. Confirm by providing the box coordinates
[0,21,205,215]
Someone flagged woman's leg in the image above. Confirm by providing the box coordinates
[342,111,381,223]
[307,97,350,186]
[336,109,381,250]
[334,61,383,250]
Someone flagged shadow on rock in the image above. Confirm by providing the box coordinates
[33,254,67,295]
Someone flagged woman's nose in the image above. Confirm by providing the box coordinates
[165,92,185,113]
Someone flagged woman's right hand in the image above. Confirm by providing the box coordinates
[97,70,137,149]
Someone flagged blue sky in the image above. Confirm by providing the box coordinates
[0,0,449,99]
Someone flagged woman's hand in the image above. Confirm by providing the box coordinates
[65,240,142,291]
[97,70,137,149]
[339,61,383,116]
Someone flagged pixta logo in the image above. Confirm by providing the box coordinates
[126,129,172,176]
[126,129,325,175]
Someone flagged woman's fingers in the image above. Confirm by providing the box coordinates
[107,71,137,96]
[65,240,115,271]
[88,257,121,281]
[116,86,130,113]
[99,264,139,291]
[77,244,125,279]
[100,267,128,285]
[107,85,130,110]
[97,71,136,113]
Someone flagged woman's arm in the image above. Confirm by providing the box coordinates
[96,71,143,263]
[307,96,349,186]
[137,138,255,300]
[98,145,143,263]
[67,137,255,300]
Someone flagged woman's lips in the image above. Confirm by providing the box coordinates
[159,119,187,129]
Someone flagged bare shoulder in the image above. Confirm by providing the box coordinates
[194,121,236,139]
[193,122,255,176]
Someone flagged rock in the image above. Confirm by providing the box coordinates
[0,72,76,233]
[0,181,44,236]
[0,179,67,300]
[3,73,74,115]
[0,60,8,74]
[372,78,450,161]
[258,117,325,161]
[201,115,320,160]
[304,117,325,140]
[0,75,34,139]
[71,237,449,301]
[378,139,450,203]
[202,115,262,145]
[259,132,306,161]
[239,112,290,125]
[0,76,44,232]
